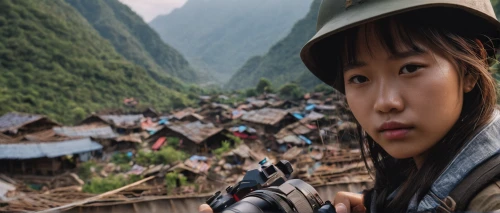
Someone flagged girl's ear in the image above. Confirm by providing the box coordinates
[463,73,478,93]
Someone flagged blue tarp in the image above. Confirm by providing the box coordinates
[292,113,304,120]
[159,118,169,125]
[298,135,312,145]
[238,125,247,133]
[305,104,316,111]
[190,155,208,161]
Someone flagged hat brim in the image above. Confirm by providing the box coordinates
[300,1,500,92]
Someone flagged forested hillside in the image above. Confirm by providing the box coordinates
[149,0,312,82]
[66,0,201,83]
[225,0,322,91]
[0,0,193,124]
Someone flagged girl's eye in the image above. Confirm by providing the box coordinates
[348,75,369,84]
[400,64,424,74]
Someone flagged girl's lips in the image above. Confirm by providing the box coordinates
[381,128,412,140]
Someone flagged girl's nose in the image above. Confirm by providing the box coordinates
[373,82,405,113]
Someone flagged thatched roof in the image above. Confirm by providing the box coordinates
[241,108,292,126]
[150,121,224,144]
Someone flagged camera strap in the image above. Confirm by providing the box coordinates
[447,153,500,211]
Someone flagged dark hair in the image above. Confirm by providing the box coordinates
[326,9,498,212]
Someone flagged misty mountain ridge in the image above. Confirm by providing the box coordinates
[225,0,322,91]
[66,0,202,84]
[149,0,312,83]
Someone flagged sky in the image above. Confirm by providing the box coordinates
[118,0,188,22]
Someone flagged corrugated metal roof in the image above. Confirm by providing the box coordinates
[53,125,118,139]
[241,108,291,126]
[0,138,102,159]
[168,121,224,144]
[0,112,45,132]
[99,115,143,128]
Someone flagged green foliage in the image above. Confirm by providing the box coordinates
[313,84,337,95]
[65,0,200,83]
[83,174,135,194]
[225,0,322,91]
[213,140,231,157]
[135,146,187,166]
[255,78,273,94]
[166,137,180,147]
[77,161,102,181]
[224,133,243,146]
[117,163,132,172]
[279,83,303,100]
[111,153,130,165]
[165,172,187,191]
[150,0,312,82]
[0,0,195,124]
[245,88,258,97]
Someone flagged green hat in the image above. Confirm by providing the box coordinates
[300,0,500,92]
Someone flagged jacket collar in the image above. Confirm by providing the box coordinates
[411,110,500,212]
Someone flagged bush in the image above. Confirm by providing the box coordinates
[165,172,187,191]
[245,88,258,97]
[225,133,242,146]
[135,146,187,166]
[111,152,130,165]
[77,161,102,181]
[166,137,180,147]
[213,140,231,157]
[82,175,128,194]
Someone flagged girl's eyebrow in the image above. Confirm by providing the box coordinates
[388,50,426,60]
[343,50,427,73]
[343,61,367,73]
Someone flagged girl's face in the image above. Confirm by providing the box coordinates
[343,27,474,162]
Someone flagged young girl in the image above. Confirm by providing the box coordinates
[300,0,500,212]
[200,0,500,212]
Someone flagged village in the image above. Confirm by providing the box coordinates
[0,89,373,212]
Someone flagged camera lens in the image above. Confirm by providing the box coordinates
[221,179,324,213]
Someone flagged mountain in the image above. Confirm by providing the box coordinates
[66,0,201,83]
[225,0,322,91]
[149,0,312,83]
[0,0,193,124]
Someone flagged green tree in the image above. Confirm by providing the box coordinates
[256,78,273,94]
[279,83,303,100]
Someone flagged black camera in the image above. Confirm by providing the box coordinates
[206,158,336,213]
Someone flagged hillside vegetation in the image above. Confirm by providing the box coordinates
[0,0,193,124]
[66,0,201,83]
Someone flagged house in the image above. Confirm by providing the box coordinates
[267,100,298,109]
[229,125,258,140]
[240,108,298,134]
[274,120,316,152]
[53,125,142,152]
[53,125,118,139]
[171,108,204,123]
[142,107,159,118]
[147,121,231,154]
[198,103,232,124]
[0,138,102,175]
[0,112,59,136]
[80,114,143,134]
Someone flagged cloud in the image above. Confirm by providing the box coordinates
[118,0,188,22]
